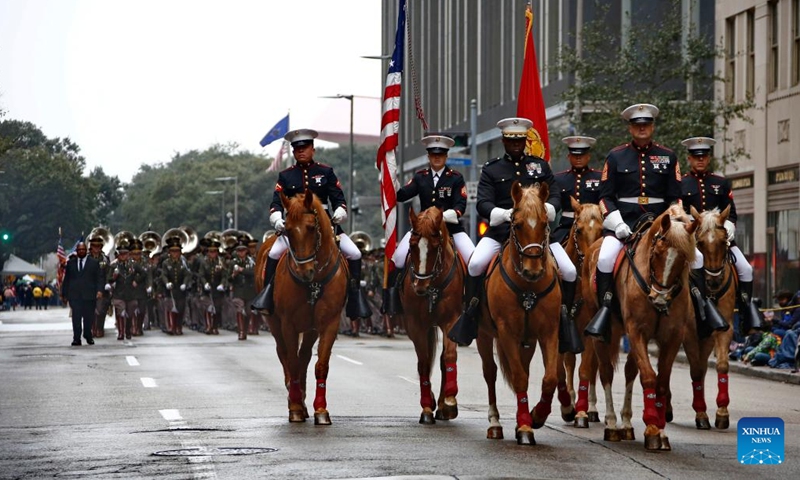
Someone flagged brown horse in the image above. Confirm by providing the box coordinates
[560,198,604,427]
[680,205,736,430]
[398,207,465,424]
[583,207,698,450]
[476,182,561,445]
[254,190,348,424]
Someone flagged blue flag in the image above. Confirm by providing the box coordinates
[259,114,290,147]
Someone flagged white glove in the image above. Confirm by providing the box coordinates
[204,283,211,291]
[442,209,458,224]
[332,206,348,224]
[602,210,632,239]
[723,220,735,242]
[166,282,173,290]
[216,284,224,292]
[179,284,186,291]
[545,203,556,222]
[104,283,112,291]
[489,207,512,227]
[270,211,285,232]
[146,286,152,294]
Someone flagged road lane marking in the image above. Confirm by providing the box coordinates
[398,376,417,385]
[126,356,139,366]
[141,377,157,388]
[335,354,363,365]
[160,409,182,421]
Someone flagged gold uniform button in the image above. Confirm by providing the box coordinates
[516,172,521,176]
[641,183,646,188]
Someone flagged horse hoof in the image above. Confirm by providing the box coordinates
[696,417,711,430]
[621,427,636,441]
[289,411,306,423]
[574,416,589,428]
[665,410,673,423]
[715,414,730,430]
[314,412,331,425]
[561,408,577,423]
[644,434,662,451]
[486,426,504,440]
[515,430,536,446]
[604,428,621,442]
[419,412,436,425]
[587,411,600,422]
[532,419,546,430]
[435,404,458,421]
[659,436,672,451]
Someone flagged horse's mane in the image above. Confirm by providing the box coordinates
[696,208,722,239]
[285,192,333,239]
[416,208,443,237]
[576,203,602,227]
[514,184,546,219]
[647,209,696,265]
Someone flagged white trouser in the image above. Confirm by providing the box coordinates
[393,231,475,269]
[730,245,753,282]
[467,237,501,277]
[269,233,361,260]
[549,241,577,282]
[597,236,703,273]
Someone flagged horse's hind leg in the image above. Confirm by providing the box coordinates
[436,328,459,421]
[574,342,597,427]
[297,331,319,419]
[683,325,711,429]
[311,319,339,426]
[557,354,577,423]
[620,353,638,441]
[477,332,502,440]
[532,331,558,430]
[595,337,621,441]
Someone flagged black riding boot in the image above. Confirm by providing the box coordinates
[690,268,729,336]
[584,270,614,343]
[346,259,372,319]
[559,280,585,354]
[381,267,404,315]
[738,280,764,333]
[251,256,278,313]
[448,274,484,346]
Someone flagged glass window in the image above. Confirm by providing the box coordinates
[734,213,754,256]
[769,0,779,92]
[726,16,736,101]
[747,9,755,95]
[793,0,800,86]
[768,210,800,297]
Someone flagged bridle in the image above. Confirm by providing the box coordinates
[284,208,340,305]
[409,230,444,283]
[407,227,458,313]
[626,228,684,316]
[509,209,550,278]
[700,224,734,301]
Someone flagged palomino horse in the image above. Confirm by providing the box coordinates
[680,205,736,430]
[399,207,465,424]
[254,190,348,424]
[560,198,604,427]
[475,182,562,445]
[582,208,699,450]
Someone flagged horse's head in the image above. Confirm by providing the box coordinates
[408,207,447,295]
[570,197,603,257]
[691,205,731,290]
[280,189,329,281]
[644,209,698,311]
[509,181,550,282]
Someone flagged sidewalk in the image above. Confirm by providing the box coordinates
[0,307,113,333]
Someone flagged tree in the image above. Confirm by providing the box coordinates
[89,167,123,227]
[555,0,753,171]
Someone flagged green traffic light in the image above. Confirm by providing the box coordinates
[1,233,8,241]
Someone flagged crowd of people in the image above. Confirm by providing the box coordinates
[732,289,800,370]
[1,281,58,311]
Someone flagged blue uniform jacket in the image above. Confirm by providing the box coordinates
[681,170,738,223]
[396,166,468,235]
[552,166,603,243]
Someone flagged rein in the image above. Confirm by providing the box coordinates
[623,230,683,316]
[509,212,550,278]
[283,208,341,306]
[407,232,460,313]
[703,226,735,302]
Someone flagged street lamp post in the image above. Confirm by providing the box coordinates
[205,190,224,231]
[321,94,354,232]
[215,176,238,230]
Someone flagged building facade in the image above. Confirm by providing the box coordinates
[718,0,800,299]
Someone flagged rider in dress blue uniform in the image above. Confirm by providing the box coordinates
[681,136,763,332]
[552,136,603,244]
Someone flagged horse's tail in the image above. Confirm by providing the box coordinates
[425,326,438,377]
[495,338,515,390]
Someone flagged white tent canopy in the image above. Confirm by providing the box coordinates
[1,254,46,276]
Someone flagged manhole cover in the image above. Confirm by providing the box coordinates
[152,447,277,456]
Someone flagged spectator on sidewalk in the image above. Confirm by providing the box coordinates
[32,285,43,310]
[3,285,14,311]
[768,323,800,369]
[771,290,800,338]
[742,332,781,367]
[42,285,53,310]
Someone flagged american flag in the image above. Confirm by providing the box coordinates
[377,0,406,280]
[267,140,288,173]
[56,234,67,287]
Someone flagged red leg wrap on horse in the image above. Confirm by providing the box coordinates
[642,388,659,426]
[419,376,434,409]
[444,363,458,397]
[691,381,707,412]
[717,373,730,408]
[313,379,327,410]
[533,391,554,420]
[557,381,571,407]
[655,396,667,429]
[288,380,303,405]
[575,380,589,413]
[516,392,532,427]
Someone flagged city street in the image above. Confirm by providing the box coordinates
[0,307,798,480]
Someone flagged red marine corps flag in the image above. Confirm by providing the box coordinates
[517,3,550,160]
[377,0,407,285]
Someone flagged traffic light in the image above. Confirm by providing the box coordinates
[0,231,9,242]
[451,132,470,148]
[478,220,489,237]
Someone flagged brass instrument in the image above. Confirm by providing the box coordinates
[221,229,240,250]
[350,231,373,253]
[163,227,190,251]
[113,230,136,254]
[204,230,222,247]
[139,231,162,258]
[88,227,115,257]
[239,230,255,244]
[262,230,276,243]
[179,225,199,253]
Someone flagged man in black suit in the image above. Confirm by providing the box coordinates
[61,242,103,346]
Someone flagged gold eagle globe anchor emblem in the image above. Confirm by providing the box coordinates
[524,127,546,158]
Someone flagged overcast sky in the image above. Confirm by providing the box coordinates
[0,0,383,182]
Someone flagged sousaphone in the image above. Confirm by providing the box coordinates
[88,227,115,257]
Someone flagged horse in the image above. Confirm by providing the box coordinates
[254,189,348,424]
[582,207,699,450]
[475,182,562,445]
[398,206,465,424]
[679,205,736,430]
[560,198,604,427]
